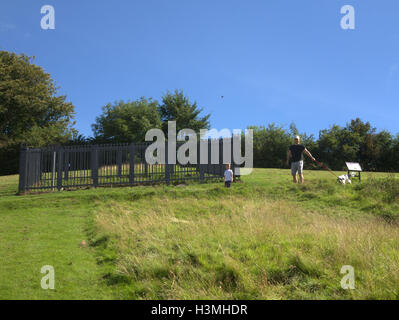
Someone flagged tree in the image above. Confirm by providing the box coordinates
[318,124,349,170]
[92,98,162,143]
[391,135,399,170]
[372,130,395,171]
[249,124,291,168]
[317,118,391,170]
[0,51,76,146]
[158,90,210,136]
[0,51,76,175]
[68,133,90,145]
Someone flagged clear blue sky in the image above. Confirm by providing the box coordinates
[1,0,398,138]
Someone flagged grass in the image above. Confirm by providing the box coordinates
[0,175,117,299]
[1,168,399,299]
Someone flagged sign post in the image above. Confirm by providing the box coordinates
[346,162,362,182]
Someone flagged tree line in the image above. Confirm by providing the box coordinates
[250,120,399,171]
[1,51,398,175]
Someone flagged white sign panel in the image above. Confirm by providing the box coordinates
[346,162,362,171]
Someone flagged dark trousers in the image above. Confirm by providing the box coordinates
[225,181,231,188]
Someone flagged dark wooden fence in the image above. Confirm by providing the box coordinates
[18,139,236,193]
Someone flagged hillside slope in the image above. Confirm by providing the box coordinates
[0,169,398,299]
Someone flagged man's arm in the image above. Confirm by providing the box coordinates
[286,150,291,166]
[304,148,316,161]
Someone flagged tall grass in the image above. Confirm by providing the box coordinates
[356,174,399,203]
[93,193,399,299]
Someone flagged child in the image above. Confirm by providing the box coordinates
[224,164,233,188]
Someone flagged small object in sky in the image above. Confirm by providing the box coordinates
[221,96,224,99]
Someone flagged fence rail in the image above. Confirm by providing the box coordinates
[18,139,236,193]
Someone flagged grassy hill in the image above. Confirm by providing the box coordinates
[0,169,398,299]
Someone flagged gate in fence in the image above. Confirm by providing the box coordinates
[18,139,236,193]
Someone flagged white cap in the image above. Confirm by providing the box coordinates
[294,135,300,140]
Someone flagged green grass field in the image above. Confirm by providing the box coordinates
[1,169,399,299]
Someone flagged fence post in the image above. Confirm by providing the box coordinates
[51,149,57,191]
[57,147,63,191]
[117,148,122,178]
[145,162,149,178]
[196,140,200,176]
[165,141,170,185]
[209,139,213,175]
[220,138,223,177]
[199,140,205,182]
[64,150,69,181]
[18,147,28,193]
[91,145,99,188]
[231,136,235,182]
[129,143,135,186]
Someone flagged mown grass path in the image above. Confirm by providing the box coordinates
[0,175,116,299]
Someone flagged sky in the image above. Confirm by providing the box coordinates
[1,0,399,138]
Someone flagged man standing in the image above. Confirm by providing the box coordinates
[286,136,316,184]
